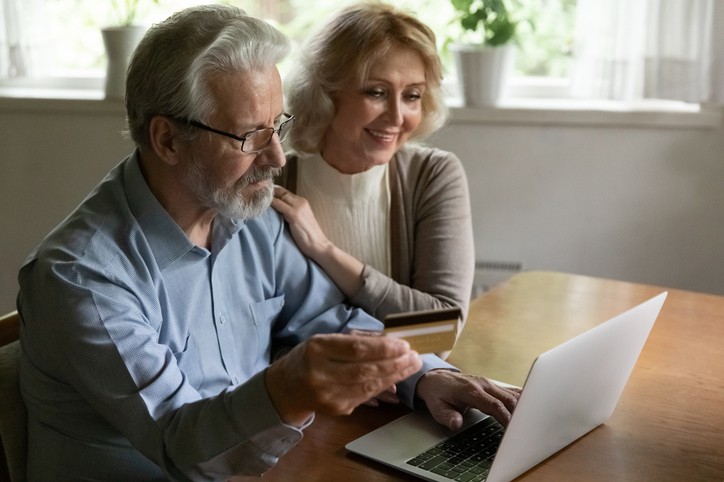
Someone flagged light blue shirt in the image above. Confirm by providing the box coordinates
[17,153,452,481]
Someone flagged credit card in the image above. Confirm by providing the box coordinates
[384,307,462,354]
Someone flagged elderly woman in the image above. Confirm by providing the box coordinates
[273,2,474,345]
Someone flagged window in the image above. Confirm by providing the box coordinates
[2,1,574,92]
[1,0,715,107]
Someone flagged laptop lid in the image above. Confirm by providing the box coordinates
[346,292,667,482]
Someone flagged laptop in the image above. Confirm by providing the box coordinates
[346,292,668,482]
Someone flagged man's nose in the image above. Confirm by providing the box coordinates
[256,134,287,168]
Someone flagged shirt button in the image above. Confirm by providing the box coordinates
[219,315,226,324]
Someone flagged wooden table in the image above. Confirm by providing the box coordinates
[235,271,724,481]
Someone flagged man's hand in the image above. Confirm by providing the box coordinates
[265,333,422,426]
[415,370,521,430]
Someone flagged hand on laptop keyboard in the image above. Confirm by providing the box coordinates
[416,370,521,430]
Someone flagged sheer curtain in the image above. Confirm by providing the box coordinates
[571,0,713,103]
[0,0,46,78]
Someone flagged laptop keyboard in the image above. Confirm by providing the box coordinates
[405,417,504,482]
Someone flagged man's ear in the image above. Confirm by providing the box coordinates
[148,116,182,166]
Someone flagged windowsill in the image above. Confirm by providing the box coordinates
[1,86,721,129]
[0,87,104,100]
[448,97,722,130]
[0,87,123,114]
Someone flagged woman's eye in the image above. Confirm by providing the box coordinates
[406,92,422,101]
[365,88,386,99]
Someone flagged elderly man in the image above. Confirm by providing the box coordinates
[17,5,518,481]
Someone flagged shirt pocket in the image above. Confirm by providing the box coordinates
[249,295,285,361]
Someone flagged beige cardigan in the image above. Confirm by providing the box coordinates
[278,144,475,326]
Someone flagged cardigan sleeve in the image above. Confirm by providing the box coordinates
[349,147,475,338]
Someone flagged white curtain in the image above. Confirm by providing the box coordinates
[0,0,46,78]
[571,0,713,103]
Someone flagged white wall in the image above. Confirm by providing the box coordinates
[428,111,724,295]
[1,99,134,313]
[1,98,723,314]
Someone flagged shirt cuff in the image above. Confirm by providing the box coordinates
[229,370,309,456]
[396,354,459,408]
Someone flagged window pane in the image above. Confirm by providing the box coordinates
[512,0,577,78]
[30,0,578,96]
[42,0,206,73]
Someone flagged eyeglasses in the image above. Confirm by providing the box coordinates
[175,112,294,153]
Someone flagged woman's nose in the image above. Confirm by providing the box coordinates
[385,98,404,126]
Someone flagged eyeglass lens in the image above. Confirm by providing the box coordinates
[242,116,293,153]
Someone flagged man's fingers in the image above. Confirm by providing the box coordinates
[296,354,419,416]
[460,381,517,426]
[347,329,382,337]
[348,351,420,382]
[307,333,413,361]
[318,350,421,394]
[417,371,521,428]
[491,384,519,414]
[372,385,401,405]
[269,334,422,418]
[425,398,465,431]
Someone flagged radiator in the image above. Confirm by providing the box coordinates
[471,260,523,298]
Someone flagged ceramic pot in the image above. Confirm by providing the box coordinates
[450,44,515,107]
[101,26,146,100]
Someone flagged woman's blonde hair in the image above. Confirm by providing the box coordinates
[285,1,448,154]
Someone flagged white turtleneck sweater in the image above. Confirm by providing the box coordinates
[296,153,391,276]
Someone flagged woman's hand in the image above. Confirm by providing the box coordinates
[271,186,331,260]
[271,185,365,298]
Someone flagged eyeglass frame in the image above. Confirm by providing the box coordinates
[171,112,294,153]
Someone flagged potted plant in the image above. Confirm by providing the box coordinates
[102,0,160,99]
[448,0,519,106]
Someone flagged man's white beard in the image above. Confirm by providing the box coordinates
[213,169,277,220]
[184,155,280,220]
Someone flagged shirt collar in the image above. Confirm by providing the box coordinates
[123,152,248,265]
[122,152,194,269]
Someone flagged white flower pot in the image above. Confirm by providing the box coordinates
[101,26,146,100]
[450,43,515,107]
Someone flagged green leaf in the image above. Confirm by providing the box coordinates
[486,18,517,46]
[460,14,480,32]
[451,0,474,12]
[450,0,519,45]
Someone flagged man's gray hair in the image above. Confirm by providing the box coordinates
[125,4,290,150]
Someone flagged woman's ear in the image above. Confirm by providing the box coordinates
[148,116,181,165]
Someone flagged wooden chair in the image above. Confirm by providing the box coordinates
[0,311,26,482]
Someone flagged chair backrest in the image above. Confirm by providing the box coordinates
[0,311,26,482]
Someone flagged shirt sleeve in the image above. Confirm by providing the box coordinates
[17,204,444,481]
[18,203,393,481]
[19,255,311,480]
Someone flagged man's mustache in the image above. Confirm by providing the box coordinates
[242,166,281,184]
